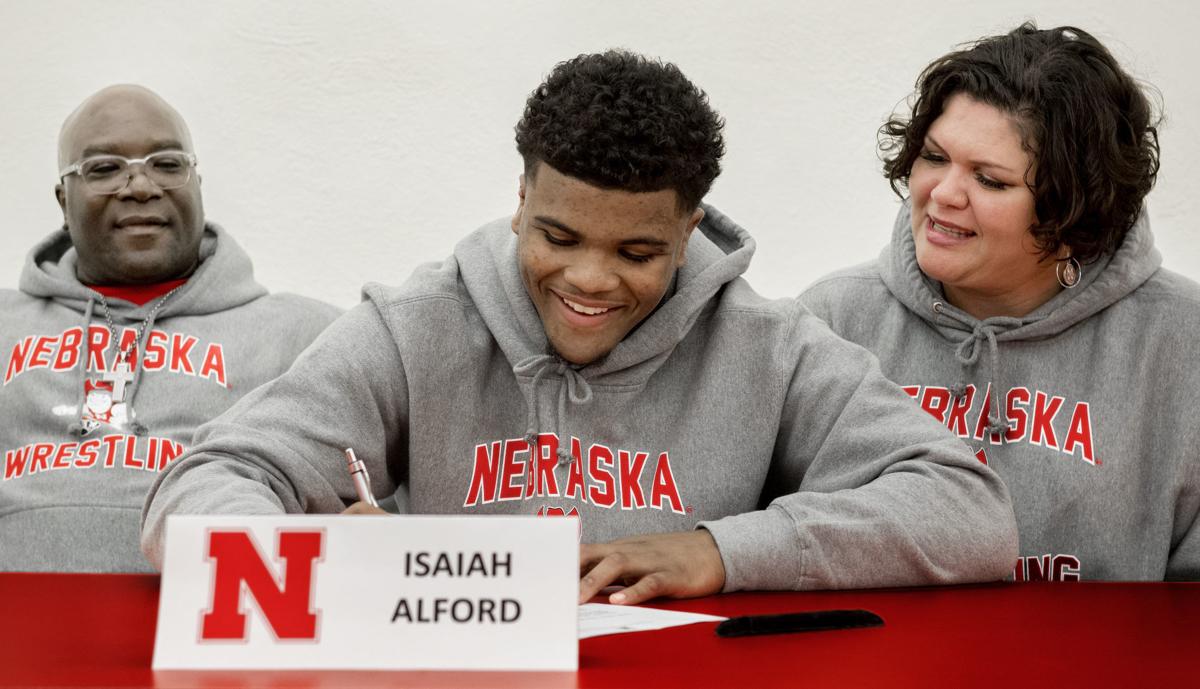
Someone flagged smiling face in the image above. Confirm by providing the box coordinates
[512,163,702,365]
[910,93,1059,318]
[56,87,204,286]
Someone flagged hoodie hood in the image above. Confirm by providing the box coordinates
[879,200,1162,431]
[880,200,1161,340]
[453,204,755,462]
[17,222,269,435]
[455,203,755,381]
[20,222,269,317]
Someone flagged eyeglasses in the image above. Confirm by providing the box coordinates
[59,151,197,195]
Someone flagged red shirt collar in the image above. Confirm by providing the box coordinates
[88,278,189,306]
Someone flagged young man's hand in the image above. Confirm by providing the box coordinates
[578,529,726,605]
[342,501,388,515]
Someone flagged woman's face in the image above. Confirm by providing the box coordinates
[909,93,1059,317]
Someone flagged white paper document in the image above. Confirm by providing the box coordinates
[579,603,727,639]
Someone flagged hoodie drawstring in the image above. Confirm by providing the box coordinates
[65,296,97,436]
[512,354,594,476]
[935,301,1023,437]
[124,307,166,436]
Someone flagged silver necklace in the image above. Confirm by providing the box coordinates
[94,285,184,403]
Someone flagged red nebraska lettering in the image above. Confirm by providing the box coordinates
[4,446,31,480]
[1004,387,1031,442]
[618,450,649,509]
[527,433,559,498]
[1030,391,1065,450]
[919,386,952,424]
[650,452,684,514]
[1052,555,1082,581]
[51,443,77,470]
[4,337,34,384]
[587,444,617,508]
[101,435,122,468]
[1025,554,1053,581]
[2,436,185,480]
[169,334,197,375]
[28,337,55,369]
[906,381,1099,466]
[30,443,54,473]
[463,434,685,513]
[52,328,84,371]
[463,441,502,507]
[116,328,139,367]
[1062,402,1096,464]
[87,326,110,372]
[142,330,169,370]
[199,344,228,387]
[972,385,1003,445]
[1014,553,1081,582]
[201,530,323,641]
[946,385,975,437]
[498,438,529,501]
[156,439,185,471]
[563,437,586,500]
[75,440,100,469]
[122,439,142,470]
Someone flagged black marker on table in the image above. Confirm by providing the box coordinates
[715,609,884,638]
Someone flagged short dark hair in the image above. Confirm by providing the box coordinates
[880,23,1161,263]
[515,50,725,213]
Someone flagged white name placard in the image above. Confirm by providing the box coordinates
[152,515,578,671]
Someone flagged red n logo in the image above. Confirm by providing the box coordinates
[200,529,324,641]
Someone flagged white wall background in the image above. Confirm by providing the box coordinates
[2,0,1197,309]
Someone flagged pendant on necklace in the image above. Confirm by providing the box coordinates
[100,352,136,403]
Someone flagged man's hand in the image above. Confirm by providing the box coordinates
[578,529,726,605]
[342,501,388,515]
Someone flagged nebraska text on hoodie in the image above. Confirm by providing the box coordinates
[1,224,341,573]
[801,202,1200,581]
[142,207,1018,589]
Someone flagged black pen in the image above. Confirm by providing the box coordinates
[715,609,884,637]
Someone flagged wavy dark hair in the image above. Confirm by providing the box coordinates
[880,23,1161,263]
[515,50,725,213]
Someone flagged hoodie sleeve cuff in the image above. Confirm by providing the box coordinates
[699,507,812,592]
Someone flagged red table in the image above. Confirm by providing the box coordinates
[1,572,1195,688]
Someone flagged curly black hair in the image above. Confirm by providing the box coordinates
[880,23,1161,264]
[515,50,725,213]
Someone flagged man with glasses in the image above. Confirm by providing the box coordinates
[0,85,340,573]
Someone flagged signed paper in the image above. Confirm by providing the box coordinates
[579,603,726,639]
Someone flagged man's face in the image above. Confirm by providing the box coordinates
[512,163,702,365]
[56,91,204,285]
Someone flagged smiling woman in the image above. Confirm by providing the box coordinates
[908,93,1046,319]
[801,23,1200,583]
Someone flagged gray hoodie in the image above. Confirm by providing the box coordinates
[801,202,1200,581]
[142,207,1017,589]
[1,224,341,573]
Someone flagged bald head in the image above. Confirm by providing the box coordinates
[58,85,194,171]
[55,84,205,286]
